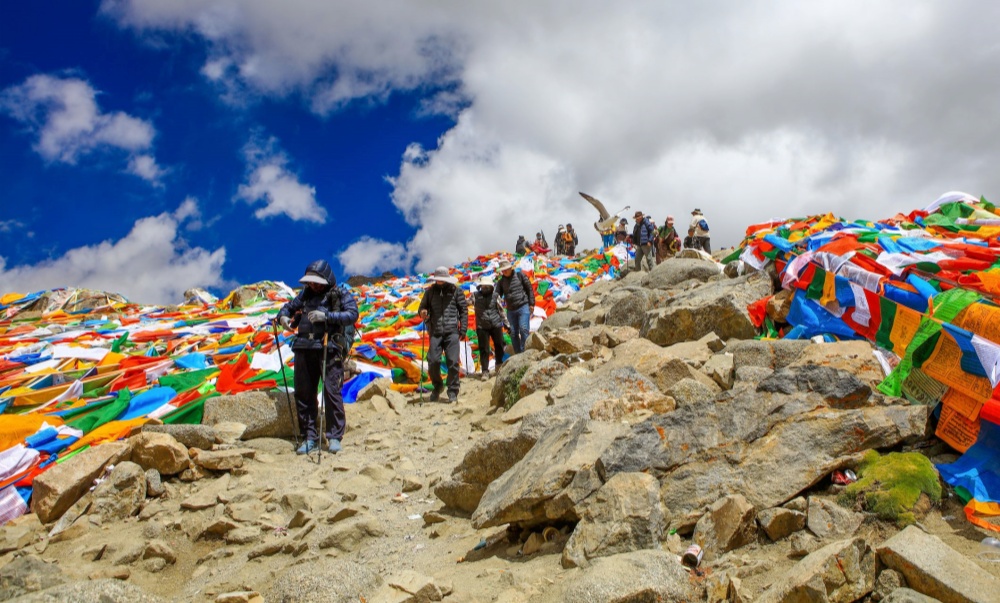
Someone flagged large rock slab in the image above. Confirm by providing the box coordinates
[562,472,669,568]
[8,579,167,603]
[662,332,725,368]
[142,424,217,450]
[641,257,721,290]
[596,337,721,394]
[808,497,863,539]
[0,556,68,600]
[563,549,696,603]
[567,279,620,307]
[640,272,774,346]
[434,426,538,513]
[602,288,655,330]
[90,461,146,522]
[729,339,813,371]
[883,589,944,603]
[757,507,806,541]
[601,390,929,530]
[262,558,383,603]
[518,359,568,398]
[30,442,131,523]
[538,310,577,334]
[758,364,873,408]
[692,494,756,560]
[758,538,875,603]
[472,418,628,529]
[129,431,190,475]
[202,390,295,439]
[877,525,1000,603]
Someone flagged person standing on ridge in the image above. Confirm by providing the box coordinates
[563,224,579,256]
[633,210,656,272]
[529,232,551,256]
[276,259,359,455]
[555,225,567,256]
[515,235,528,255]
[689,208,711,254]
[473,276,506,380]
[494,259,535,354]
[615,218,629,244]
[655,215,679,264]
[419,266,468,403]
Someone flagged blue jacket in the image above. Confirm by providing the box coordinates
[637,217,656,246]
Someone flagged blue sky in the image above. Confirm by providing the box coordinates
[3,1,1000,303]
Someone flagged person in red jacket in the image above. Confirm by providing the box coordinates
[528,232,551,255]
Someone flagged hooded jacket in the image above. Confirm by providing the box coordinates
[495,270,534,311]
[419,283,469,337]
[473,287,505,330]
[277,260,359,353]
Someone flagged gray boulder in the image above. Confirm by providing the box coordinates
[567,279,619,307]
[596,337,721,394]
[807,497,863,539]
[142,424,218,450]
[758,364,872,408]
[490,350,547,408]
[7,579,166,603]
[877,525,1000,603]
[472,418,628,529]
[641,272,774,346]
[563,550,696,603]
[666,378,720,406]
[90,461,146,522]
[757,538,875,603]
[202,390,296,439]
[757,507,806,541]
[729,339,813,371]
[883,589,943,603]
[262,558,383,603]
[434,426,538,513]
[601,389,929,530]
[641,257,721,290]
[518,358,568,398]
[0,556,67,601]
[662,332,725,368]
[703,352,735,389]
[603,288,655,330]
[31,441,131,523]
[538,310,578,334]
[562,472,669,568]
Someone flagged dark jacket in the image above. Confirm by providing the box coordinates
[278,284,359,353]
[636,217,656,246]
[515,237,527,255]
[419,284,469,337]
[495,271,534,311]
[473,288,504,330]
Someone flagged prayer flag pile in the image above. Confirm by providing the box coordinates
[0,248,620,524]
[733,191,1000,530]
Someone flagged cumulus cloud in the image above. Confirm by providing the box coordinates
[0,73,165,183]
[104,1,1000,271]
[236,136,327,223]
[0,206,227,304]
[338,237,412,276]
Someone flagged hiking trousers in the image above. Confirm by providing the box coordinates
[477,326,506,371]
[428,331,461,395]
[293,349,345,443]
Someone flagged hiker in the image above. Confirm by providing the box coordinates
[563,224,578,256]
[276,259,359,455]
[473,276,507,380]
[615,218,629,244]
[689,208,711,254]
[515,235,527,255]
[684,228,699,251]
[418,266,469,403]
[555,225,567,255]
[633,211,656,272]
[655,215,679,264]
[494,259,535,354]
[529,232,551,256]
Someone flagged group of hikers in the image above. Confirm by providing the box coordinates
[517,208,712,270]
[275,256,537,456]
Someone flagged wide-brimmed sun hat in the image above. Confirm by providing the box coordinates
[498,260,514,272]
[428,266,459,285]
[477,276,495,288]
[299,272,329,285]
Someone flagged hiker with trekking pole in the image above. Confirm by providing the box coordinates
[275,260,359,457]
[418,266,468,403]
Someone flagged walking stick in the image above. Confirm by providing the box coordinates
[418,323,425,405]
[271,319,298,448]
[316,332,328,464]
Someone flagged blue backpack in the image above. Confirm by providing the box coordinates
[698,219,710,232]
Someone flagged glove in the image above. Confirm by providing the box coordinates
[419,309,429,320]
[278,316,292,330]
[308,310,327,323]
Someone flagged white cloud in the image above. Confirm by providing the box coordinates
[0,206,227,305]
[236,136,327,223]
[0,73,164,184]
[0,220,24,233]
[338,237,412,276]
[104,1,1000,270]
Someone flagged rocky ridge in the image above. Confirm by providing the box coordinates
[4,257,1000,602]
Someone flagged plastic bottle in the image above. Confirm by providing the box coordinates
[978,537,1000,562]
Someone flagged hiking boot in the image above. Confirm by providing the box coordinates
[429,386,443,402]
[447,392,458,403]
[480,370,489,381]
[327,439,342,453]
[296,440,318,455]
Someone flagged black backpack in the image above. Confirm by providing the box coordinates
[325,285,358,353]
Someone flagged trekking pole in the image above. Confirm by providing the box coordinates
[418,321,426,405]
[317,332,328,464]
[271,318,299,448]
